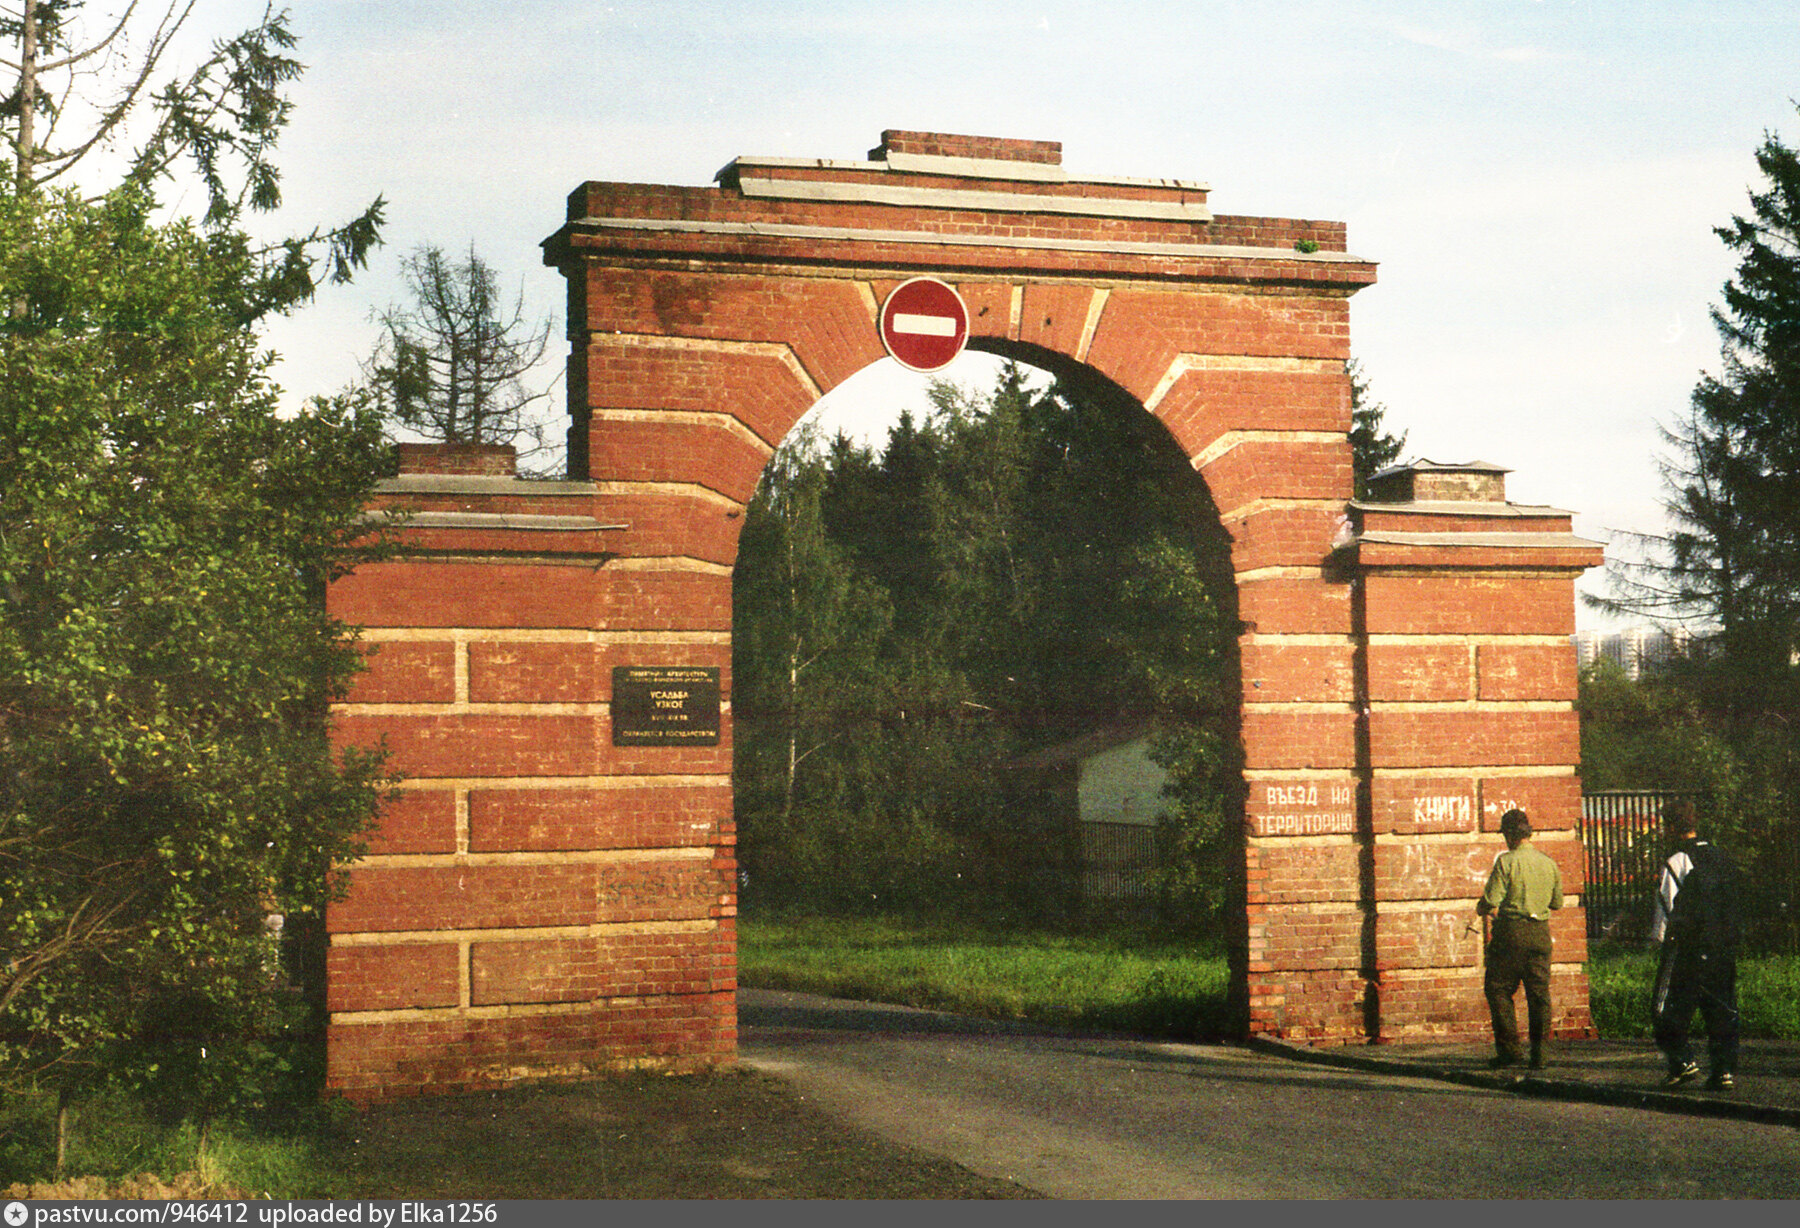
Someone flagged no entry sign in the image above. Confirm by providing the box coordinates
[879,277,969,373]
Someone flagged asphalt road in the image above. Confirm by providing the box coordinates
[738,988,1800,1199]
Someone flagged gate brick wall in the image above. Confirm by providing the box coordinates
[323,131,1601,1098]
[324,445,736,1100]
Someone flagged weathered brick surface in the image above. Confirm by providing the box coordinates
[592,487,746,565]
[396,443,517,476]
[1200,437,1353,517]
[326,991,737,1102]
[1366,642,1472,703]
[1375,838,1510,902]
[470,927,735,1006]
[330,562,606,629]
[1376,966,1594,1040]
[1245,841,1362,904]
[367,789,458,856]
[1222,504,1343,573]
[327,944,461,1013]
[1246,903,1362,972]
[1368,708,1580,769]
[1375,835,1585,900]
[1476,642,1578,702]
[596,569,732,633]
[1363,575,1578,636]
[1373,907,1482,971]
[347,640,456,705]
[584,340,814,447]
[333,713,602,779]
[1016,281,1104,356]
[1477,774,1583,833]
[579,269,884,395]
[1236,575,1353,637]
[1372,775,1479,836]
[468,642,598,705]
[1156,366,1351,461]
[328,857,734,934]
[1056,292,1350,409]
[1244,968,1369,1041]
[1240,708,1358,770]
[586,416,770,503]
[1238,640,1355,705]
[468,785,732,852]
[1372,968,1489,1036]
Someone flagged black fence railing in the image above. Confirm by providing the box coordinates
[1579,790,1705,940]
[1079,821,1159,903]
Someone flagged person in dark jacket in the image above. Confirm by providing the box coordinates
[1650,799,1742,1090]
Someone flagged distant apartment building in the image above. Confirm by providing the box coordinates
[1571,626,1694,680]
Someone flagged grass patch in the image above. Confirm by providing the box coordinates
[739,913,1234,1039]
[0,1087,350,1198]
[1586,942,1800,1041]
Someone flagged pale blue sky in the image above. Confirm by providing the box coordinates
[177,0,1800,627]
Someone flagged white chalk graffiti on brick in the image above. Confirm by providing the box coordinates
[1258,783,1355,835]
[1412,794,1472,828]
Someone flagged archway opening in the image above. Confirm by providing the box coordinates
[729,351,1245,998]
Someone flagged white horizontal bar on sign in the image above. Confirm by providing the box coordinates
[892,312,959,337]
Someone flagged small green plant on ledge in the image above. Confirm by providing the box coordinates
[1295,238,1321,254]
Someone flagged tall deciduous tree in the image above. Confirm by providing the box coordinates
[1,2,384,318]
[0,2,391,1117]
[0,184,391,1113]
[365,243,555,458]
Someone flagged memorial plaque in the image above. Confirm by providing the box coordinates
[611,666,721,745]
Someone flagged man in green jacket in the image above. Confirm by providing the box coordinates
[1476,808,1564,1069]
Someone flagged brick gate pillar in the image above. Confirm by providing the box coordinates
[324,444,737,1100]
[1352,460,1603,1040]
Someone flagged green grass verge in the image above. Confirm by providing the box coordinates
[0,1088,355,1197]
[1587,941,1800,1041]
[738,913,1235,1038]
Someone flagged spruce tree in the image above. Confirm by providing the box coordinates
[1607,114,1800,699]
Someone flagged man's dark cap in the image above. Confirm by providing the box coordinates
[1500,809,1531,839]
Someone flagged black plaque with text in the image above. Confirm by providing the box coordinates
[611,666,721,746]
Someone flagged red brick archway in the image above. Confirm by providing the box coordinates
[323,131,1601,1099]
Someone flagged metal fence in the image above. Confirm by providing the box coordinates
[1078,821,1160,904]
[1579,790,1705,940]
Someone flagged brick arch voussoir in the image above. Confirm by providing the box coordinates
[587,338,821,448]
[584,267,885,397]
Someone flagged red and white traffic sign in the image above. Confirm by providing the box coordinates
[878,278,969,373]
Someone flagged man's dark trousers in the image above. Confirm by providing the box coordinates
[1654,940,1739,1075]
[1485,915,1553,1060]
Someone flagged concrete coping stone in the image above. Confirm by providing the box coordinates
[1355,530,1606,550]
[379,510,625,533]
[376,474,599,497]
[558,215,1371,266]
[719,152,1211,193]
[732,175,1215,223]
[1349,500,1577,518]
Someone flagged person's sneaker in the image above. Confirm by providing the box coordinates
[1663,1062,1701,1087]
[1708,1072,1735,1091]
